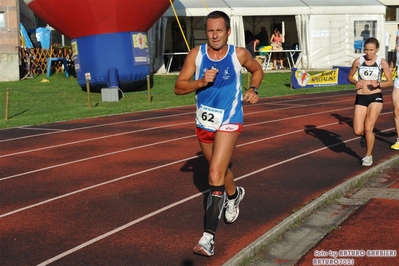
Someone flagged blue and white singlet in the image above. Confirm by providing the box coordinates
[194,44,243,132]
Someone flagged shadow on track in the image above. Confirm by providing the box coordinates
[304,124,362,161]
[331,113,396,147]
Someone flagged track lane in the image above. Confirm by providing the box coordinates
[0,89,398,265]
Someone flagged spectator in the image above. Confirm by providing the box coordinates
[270,28,284,69]
[360,24,370,41]
[257,26,269,47]
[246,36,260,58]
[245,30,253,45]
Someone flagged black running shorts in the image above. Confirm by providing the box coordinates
[354,93,383,107]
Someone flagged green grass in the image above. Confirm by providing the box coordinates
[0,72,353,129]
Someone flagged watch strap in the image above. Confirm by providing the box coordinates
[247,86,258,94]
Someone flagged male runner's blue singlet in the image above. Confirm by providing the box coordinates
[194,44,243,132]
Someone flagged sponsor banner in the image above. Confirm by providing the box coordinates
[291,66,397,89]
[291,68,341,89]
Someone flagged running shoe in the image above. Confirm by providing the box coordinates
[390,139,399,150]
[360,135,366,148]
[193,232,214,256]
[361,155,373,167]
[225,186,245,223]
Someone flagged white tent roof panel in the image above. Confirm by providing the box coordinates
[164,0,385,16]
[223,0,307,7]
[303,0,382,6]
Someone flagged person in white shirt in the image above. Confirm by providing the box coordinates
[386,31,391,59]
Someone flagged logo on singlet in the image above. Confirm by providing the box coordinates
[223,67,230,80]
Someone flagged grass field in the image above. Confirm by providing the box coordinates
[0,71,353,129]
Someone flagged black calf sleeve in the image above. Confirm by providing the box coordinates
[205,185,225,234]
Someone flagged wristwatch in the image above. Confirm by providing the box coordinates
[248,86,259,94]
[377,81,381,88]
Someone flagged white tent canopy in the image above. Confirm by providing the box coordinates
[150,0,386,71]
[164,0,384,17]
[164,0,308,17]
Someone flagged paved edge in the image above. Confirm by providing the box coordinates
[223,155,399,266]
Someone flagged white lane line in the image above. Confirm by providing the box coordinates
[245,98,354,115]
[238,121,344,147]
[19,127,67,132]
[36,190,204,266]
[0,134,195,182]
[246,106,353,126]
[0,111,194,143]
[235,128,396,182]
[0,121,193,158]
[0,154,199,219]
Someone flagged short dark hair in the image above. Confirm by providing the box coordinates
[204,11,230,30]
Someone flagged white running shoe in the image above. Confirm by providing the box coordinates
[361,155,373,167]
[225,186,245,223]
[193,232,214,256]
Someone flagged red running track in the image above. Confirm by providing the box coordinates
[0,89,398,265]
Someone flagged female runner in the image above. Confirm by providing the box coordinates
[347,37,393,166]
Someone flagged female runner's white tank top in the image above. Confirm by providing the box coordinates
[358,56,382,81]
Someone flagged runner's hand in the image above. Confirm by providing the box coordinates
[243,90,259,104]
[201,68,219,87]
